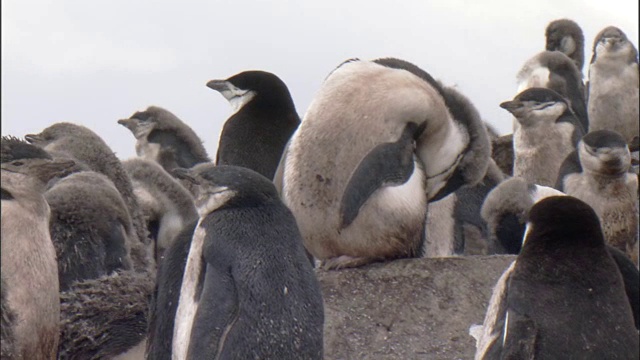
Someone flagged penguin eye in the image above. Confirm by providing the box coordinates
[12,161,24,166]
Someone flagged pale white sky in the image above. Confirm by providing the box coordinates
[2,0,638,160]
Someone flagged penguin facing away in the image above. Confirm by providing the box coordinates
[280,57,490,270]
[206,70,301,180]
[545,18,586,74]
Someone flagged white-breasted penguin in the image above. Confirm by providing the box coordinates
[1,137,75,359]
[587,26,639,143]
[122,158,198,264]
[473,196,638,359]
[501,87,585,187]
[545,18,586,74]
[555,130,638,265]
[118,106,211,172]
[279,57,490,269]
[206,70,301,181]
[149,164,323,359]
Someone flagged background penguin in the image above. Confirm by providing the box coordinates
[545,18,586,74]
[25,122,154,273]
[206,70,301,181]
[587,26,639,143]
[555,130,638,265]
[279,57,490,269]
[473,196,638,359]
[150,164,323,359]
[1,137,75,360]
[501,87,585,187]
[122,158,198,264]
[516,50,588,132]
[118,106,211,172]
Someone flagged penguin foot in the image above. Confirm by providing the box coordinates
[320,255,378,270]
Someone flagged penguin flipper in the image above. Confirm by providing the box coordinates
[501,309,538,359]
[554,151,581,191]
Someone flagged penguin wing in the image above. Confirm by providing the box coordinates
[148,130,200,168]
[273,137,292,194]
[606,245,640,330]
[500,309,538,359]
[554,151,581,191]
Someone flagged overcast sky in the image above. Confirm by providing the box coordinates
[2,0,638,160]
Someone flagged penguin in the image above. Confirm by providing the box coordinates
[501,87,585,187]
[148,164,323,359]
[118,106,211,172]
[587,26,639,143]
[25,122,154,273]
[473,196,638,359]
[555,130,638,265]
[279,57,490,270]
[122,158,198,264]
[490,134,514,176]
[1,137,75,359]
[516,50,588,132]
[545,18,586,74]
[206,70,301,181]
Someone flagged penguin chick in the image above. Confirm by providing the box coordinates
[491,134,514,176]
[587,26,639,143]
[1,277,16,359]
[280,57,490,270]
[501,87,585,187]
[162,164,323,359]
[207,70,300,180]
[545,18,586,73]
[1,137,75,359]
[474,196,638,359]
[556,130,638,265]
[122,158,197,264]
[118,106,210,172]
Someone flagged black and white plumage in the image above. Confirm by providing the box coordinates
[587,26,639,143]
[148,164,324,359]
[279,57,490,269]
[555,130,638,265]
[500,87,585,187]
[545,18,586,74]
[207,70,300,180]
[474,196,639,359]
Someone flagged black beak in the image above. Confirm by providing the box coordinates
[206,79,229,92]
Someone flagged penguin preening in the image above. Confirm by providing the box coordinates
[555,130,638,265]
[150,164,323,359]
[501,87,585,187]
[545,18,586,74]
[587,26,639,143]
[207,70,300,180]
[473,196,638,359]
[118,106,211,172]
[280,57,490,269]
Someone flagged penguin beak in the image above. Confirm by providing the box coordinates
[499,100,523,112]
[24,134,44,145]
[117,118,135,129]
[206,80,230,92]
[172,168,200,185]
[36,160,76,182]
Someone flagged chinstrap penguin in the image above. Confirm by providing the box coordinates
[545,18,586,74]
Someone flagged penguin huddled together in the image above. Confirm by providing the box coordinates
[2,16,638,360]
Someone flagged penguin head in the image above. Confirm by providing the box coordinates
[1,136,75,186]
[24,122,87,148]
[118,109,158,139]
[579,130,631,176]
[592,26,638,64]
[172,164,278,217]
[500,87,569,127]
[545,19,585,70]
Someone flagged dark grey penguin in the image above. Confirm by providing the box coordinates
[587,26,639,143]
[206,70,301,180]
[490,134,514,176]
[516,50,589,132]
[118,106,211,172]
[474,196,638,359]
[25,122,154,273]
[122,158,198,264]
[555,130,638,265]
[501,87,585,187]
[545,18,586,74]
[279,57,490,269]
[147,164,323,359]
[1,136,75,360]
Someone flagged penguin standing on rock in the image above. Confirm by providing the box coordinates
[545,18,586,74]
[207,70,300,180]
[148,164,323,359]
[474,196,639,359]
[279,57,490,269]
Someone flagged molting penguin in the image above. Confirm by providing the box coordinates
[25,122,154,273]
[1,136,75,359]
[122,158,198,264]
[545,18,586,74]
[118,106,211,172]
[501,87,585,187]
[473,196,639,359]
[279,57,490,269]
[555,130,638,265]
[150,164,323,359]
[207,70,301,180]
[587,26,639,143]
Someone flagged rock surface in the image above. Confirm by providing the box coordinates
[317,255,516,360]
